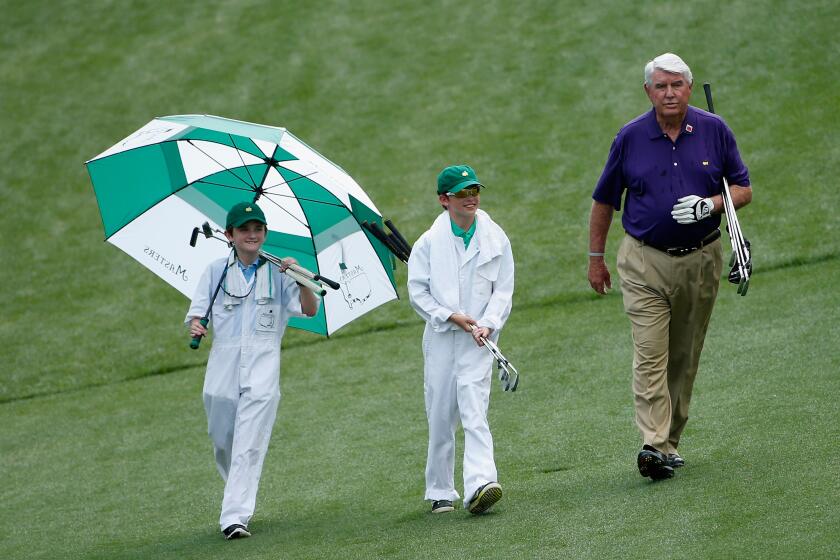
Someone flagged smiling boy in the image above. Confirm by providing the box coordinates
[186,201,318,539]
[407,165,515,515]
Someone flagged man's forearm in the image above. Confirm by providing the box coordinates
[709,184,752,214]
[728,185,752,210]
[589,200,614,253]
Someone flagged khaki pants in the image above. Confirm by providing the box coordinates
[616,234,722,454]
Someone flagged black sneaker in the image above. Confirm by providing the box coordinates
[467,482,502,514]
[667,453,685,468]
[637,445,674,480]
[431,499,454,513]
[223,524,251,540]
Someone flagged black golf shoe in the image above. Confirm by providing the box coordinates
[431,499,454,513]
[637,445,675,480]
[467,482,502,514]
[223,524,251,540]
[668,453,685,468]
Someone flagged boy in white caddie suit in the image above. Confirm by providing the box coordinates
[186,202,319,539]
[407,164,514,515]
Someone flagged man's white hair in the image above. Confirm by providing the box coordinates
[644,53,693,86]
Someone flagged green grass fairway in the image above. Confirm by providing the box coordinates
[2,1,839,558]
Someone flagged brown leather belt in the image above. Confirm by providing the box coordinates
[632,229,721,257]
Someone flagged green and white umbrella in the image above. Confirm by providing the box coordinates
[86,114,398,335]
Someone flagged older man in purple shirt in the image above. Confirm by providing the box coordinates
[588,53,753,481]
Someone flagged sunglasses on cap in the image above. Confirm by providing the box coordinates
[446,185,481,198]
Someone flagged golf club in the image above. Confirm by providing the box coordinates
[470,325,519,392]
[703,82,752,296]
[193,222,329,296]
[286,262,341,290]
[189,258,231,350]
[362,221,410,263]
[384,219,413,257]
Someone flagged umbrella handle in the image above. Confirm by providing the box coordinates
[190,317,209,349]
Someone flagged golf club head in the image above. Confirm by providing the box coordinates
[728,259,753,285]
[497,360,510,384]
[508,367,519,392]
[498,361,519,392]
[738,276,750,296]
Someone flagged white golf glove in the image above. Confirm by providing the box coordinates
[671,195,714,224]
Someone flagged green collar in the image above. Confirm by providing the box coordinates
[450,218,476,249]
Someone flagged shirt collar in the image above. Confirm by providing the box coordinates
[450,218,477,248]
[645,106,698,139]
[682,106,698,135]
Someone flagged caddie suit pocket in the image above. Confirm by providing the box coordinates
[475,258,500,297]
[256,304,281,333]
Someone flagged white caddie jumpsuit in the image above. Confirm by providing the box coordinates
[407,210,514,508]
[185,257,310,530]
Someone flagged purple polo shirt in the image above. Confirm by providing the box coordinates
[593,106,750,248]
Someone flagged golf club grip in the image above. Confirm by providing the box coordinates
[362,221,390,247]
[285,268,326,296]
[190,317,209,349]
[285,262,315,280]
[313,274,340,290]
[387,233,409,258]
[287,262,341,290]
[385,219,412,254]
[189,227,200,247]
[363,221,408,262]
[703,83,715,114]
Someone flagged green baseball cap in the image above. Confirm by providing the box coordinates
[437,164,484,195]
[226,201,267,229]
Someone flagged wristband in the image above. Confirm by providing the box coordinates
[588,252,605,257]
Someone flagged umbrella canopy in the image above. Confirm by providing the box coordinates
[86,114,398,335]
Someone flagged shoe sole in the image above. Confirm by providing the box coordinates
[468,483,503,514]
[638,452,674,480]
[225,528,251,540]
[431,505,455,513]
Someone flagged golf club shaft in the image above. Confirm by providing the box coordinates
[721,183,750,295]
[722,178,749,272]
[190,264,230,349]
[704,82,751,290]
[471,325,500,360]
[285,268,327,296]
[196,221,330,294]
[257,251,327,296]
[287,262,341,290]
